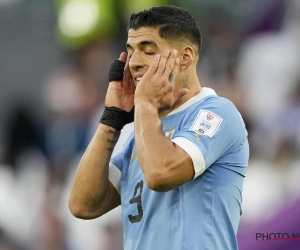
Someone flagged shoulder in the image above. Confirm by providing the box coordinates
[190,94,247,138]
[186,91,240,122]
[192,90,241,117]
[167,87,246,132]
[180,87,238,115]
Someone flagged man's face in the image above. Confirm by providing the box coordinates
[126,27,178,86]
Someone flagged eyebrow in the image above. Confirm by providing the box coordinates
[126,40,158,49]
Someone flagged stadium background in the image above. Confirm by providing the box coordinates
[0,0,300,249]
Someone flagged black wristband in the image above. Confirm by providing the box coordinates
[108,60,125,82]
[100,106,134,131]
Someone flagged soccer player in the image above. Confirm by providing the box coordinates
[68,6,249,250]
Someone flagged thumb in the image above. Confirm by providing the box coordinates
[174,88,189,101]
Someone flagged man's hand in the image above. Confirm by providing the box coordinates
[134,49,188,112]
[105,52,135,112]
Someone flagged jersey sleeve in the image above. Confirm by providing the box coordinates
[109,153,123,194]
[108,131,134,194]
[171,99,247,179]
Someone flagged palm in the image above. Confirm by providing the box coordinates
[106,79,135,112]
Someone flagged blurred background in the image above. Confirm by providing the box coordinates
[0,0,300,249]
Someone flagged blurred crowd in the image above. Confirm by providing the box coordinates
[0,0,300,249]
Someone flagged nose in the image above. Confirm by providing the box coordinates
[129,51,145,70]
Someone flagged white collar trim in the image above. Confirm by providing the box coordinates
[167,87,217,116]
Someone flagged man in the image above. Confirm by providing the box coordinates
[69,5,249,250]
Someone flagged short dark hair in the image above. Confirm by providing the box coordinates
[128,6,202,54]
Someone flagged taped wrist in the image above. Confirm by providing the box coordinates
[108,60,125,82]
[100,106,134,131]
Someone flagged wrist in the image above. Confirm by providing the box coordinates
[134,98,159,110]
[134,101,159,117]
[99,106,134,131]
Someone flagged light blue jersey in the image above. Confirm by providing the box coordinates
[109,87,249,250]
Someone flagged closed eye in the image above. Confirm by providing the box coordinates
[145,52,155,55]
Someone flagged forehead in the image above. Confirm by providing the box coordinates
[127,27,171,48]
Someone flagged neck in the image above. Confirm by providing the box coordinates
[159,71,202,118]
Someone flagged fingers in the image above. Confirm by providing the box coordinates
[119,52,127,63]
[112,52,133,87]
[123,53,134,87]
[154,50,178,84]
[174,88,189,101]
[168,57,180,85]
[123,61,132,83]
[162,50,178,80]
[146,50,178,81]
[123,53,130,80]
[147,54,161,76]
[156,50,171,75]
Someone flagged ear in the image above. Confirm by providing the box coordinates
[179,46,194,71]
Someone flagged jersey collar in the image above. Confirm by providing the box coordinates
[166,87,217,116]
